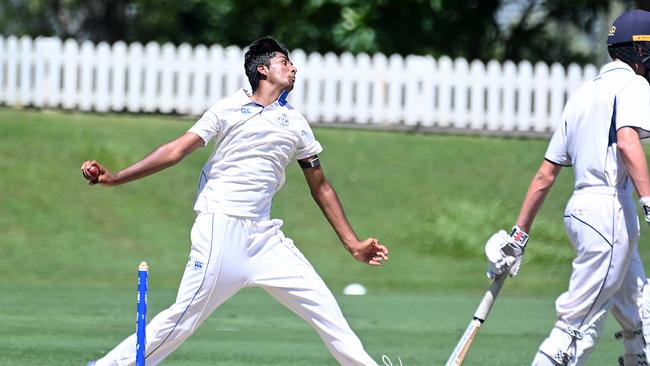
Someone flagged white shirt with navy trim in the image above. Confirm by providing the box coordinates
[545,61,650,190]
[188,89,323,218]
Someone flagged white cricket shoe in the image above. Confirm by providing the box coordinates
[382,355,403,366]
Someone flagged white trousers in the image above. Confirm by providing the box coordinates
[533,188,646,365]
[96,213,378,366]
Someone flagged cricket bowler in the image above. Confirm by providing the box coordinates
[82,36,389,366]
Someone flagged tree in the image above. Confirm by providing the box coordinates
[0,0,645,65]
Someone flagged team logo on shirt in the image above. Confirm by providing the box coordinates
[187,256,205,270]
[277,113,289,126]
[241,107,252,114]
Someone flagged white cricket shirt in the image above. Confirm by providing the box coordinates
[545,61,650,190]
[188,89,323,218]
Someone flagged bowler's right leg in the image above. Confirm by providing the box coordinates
[95,213,241,366]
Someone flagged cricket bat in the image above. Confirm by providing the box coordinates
[445,272,508,366]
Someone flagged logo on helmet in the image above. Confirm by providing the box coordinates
[609,26,616,36]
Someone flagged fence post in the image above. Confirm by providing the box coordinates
[0,36,5,104]
[18,36,33,107]
[338,52,355,124]
[111,41,128,112]
[355,53,372,124]
[6,36,18,107]
[502,61,517,132]
[469,60,486,130]
[549,63,566,131]
[437,56,453,128]
[305,52,324,123]
[516,60,533,132]
[158,43,176,114]
[62,39,80,110]
[190,44,209,115]
[533,62,550,132]
[322,52,339,123]
[370,53,388,125]
[485,60,502,131]
[175,43,192,114]
[142,42,160,113]
[126,42,144,113]
[453,57,469,129]
[79,41,95,111]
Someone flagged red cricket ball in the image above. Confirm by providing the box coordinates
[83,164,100,181]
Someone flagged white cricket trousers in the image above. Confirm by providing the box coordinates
[96,213,378,366]
[533,187,646,365]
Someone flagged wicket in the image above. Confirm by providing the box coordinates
[136,261,149,366]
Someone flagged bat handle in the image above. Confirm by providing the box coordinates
[474,273,508,321]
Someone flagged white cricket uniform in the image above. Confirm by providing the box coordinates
[96,89,378,366]
[533,61,650,365]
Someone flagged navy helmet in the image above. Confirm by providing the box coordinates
[608,9,650,46]
[608,9,650,71]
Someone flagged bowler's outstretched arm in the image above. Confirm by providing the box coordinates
[81,132,205,186]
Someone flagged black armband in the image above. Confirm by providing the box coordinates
[298,156,321,169]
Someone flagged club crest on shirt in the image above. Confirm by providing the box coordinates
[277,113,289,126]
[241,107,252,115]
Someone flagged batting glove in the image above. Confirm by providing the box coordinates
[640,197,650,225]
[485,226,529,279]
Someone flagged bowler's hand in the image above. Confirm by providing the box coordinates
[80,160,117,186]
[348,238,389,266]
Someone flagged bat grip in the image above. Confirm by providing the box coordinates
[474,273,507,322]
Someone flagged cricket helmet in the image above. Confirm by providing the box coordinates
[608,9,650,69]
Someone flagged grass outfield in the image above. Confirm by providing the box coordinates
[1,107,649,365]
[0,285,623,365]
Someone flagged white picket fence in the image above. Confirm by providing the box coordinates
[0,35,600,133]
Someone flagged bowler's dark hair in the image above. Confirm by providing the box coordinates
[244,36,290,91]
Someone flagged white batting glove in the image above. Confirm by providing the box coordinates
[640,197,650,225]
[485,226,529,279]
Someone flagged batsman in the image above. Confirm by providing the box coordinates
[485,9,650,366]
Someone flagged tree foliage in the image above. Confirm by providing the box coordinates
[0,0,646,65]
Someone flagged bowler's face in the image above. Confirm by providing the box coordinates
[265,53,297,91]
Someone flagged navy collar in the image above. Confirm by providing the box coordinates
[238,88,291,108]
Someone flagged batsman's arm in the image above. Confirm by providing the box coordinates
[617,127,650,197]
[83,132,205,186]
[301,157,388,266]
[514,159,563,233]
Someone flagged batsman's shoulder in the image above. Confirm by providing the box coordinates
[630,74,650,92]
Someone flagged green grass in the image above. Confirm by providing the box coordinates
[0,107,647,365]
[0,284,625,365]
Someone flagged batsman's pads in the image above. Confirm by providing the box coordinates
[640,197,650,226]
[642,282,650,361]
[485,226,528,279]
[538,316,605,366]
[614,329,647,366]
